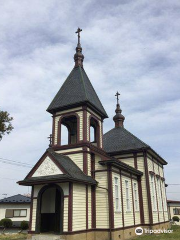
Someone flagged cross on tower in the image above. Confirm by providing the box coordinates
[75,27,82,46]
[48,134,53,147]
[115,91,120,104]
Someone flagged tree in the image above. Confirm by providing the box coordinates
[0,110,13,140]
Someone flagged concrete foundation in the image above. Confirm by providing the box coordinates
[29,222,170,240]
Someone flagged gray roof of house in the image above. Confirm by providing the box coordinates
[103,127,149,153]
[47,66,108,118]
[0,194,31,203]
[18,148,96,186]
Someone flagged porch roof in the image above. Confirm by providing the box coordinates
[18,174,96,186]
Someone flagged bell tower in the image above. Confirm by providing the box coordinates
[46,28,108,175]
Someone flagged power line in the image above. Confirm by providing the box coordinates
[0,157,32,168]
[167,183,180,186]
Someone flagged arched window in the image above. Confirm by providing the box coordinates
[61,125,69,145]
[90,117,99,146]
[60,115,78,145]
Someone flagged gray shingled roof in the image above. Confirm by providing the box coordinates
[18,148,96,186]
[103,127,149,153]
[0,194,31,203]
[47,66,108,118]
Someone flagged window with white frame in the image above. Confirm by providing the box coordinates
[150,174,157,211]
[133,182,139,211]
[157,177,162,211]
[125,180,131,211]
[114,176,121,211]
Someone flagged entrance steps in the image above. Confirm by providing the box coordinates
[31,234,65,240]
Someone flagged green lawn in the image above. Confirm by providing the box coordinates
[134,225,180,240]
[0,234,27,240]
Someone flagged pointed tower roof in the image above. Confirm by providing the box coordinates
[47,28,108,119]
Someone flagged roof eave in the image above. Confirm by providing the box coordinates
[106,146,167,165]
[17,177,97,186]
[47,101,108,119]
[99,160,143,176]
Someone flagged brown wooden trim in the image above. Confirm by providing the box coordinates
[29,186,34,231]
[108,165,114,229]
[68,182,73,232]
[83,147,88,174]
[52,142,109,158]
[137,176,144,224]
[54,108,83,118]
[26,152,48,179]
[131,176,135,225]
[86,185,88,230]
[83,107,87,142]
[101,120,103,148]
[153,161,160,222]
[134,153,137,169]
[143,151,153,224]
[120,170,124,227]
[158,165,165,222]
[52,115,55,146]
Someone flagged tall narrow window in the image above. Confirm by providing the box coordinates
[157,177,162,211]
[150,174,156,211]
[114,177,121,211]
[125,180,130,211]
[90,117,99,146]
[61,115,77,145]
[133,182,139,211]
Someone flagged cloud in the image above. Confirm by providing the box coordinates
[0,0,180,200]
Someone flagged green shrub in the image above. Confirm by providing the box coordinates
[0,220,2,226]
[173,216,180,222]
[20,221,29,230]
[0,218,12,228]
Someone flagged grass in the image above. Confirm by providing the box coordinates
[0,233,27,240]
[0,225,179,240]
[134,225,180,240]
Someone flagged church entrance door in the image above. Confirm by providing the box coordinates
[36,185,63,234]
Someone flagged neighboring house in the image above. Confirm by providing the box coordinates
[0,194,31,227]
[18,29,169,240]
[167,200,180,224]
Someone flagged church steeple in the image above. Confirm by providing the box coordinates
[113,91,125,128]
[74,28,84,67]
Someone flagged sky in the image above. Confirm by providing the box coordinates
[0,0,180,200]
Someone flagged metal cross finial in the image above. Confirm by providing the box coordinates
[75,27,82,46]
[48,134,53,147]
[115,91,120,104]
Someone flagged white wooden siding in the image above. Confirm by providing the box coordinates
[120,158,135,168]
[88,186,92,229]
[96,172,109,228]
[63,197,68,232]
[31,199,37,231]
[77,111,83,141]
[67,153,83,171]
[72,184,86,231]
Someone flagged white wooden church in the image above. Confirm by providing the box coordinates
[18,29,169,240]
